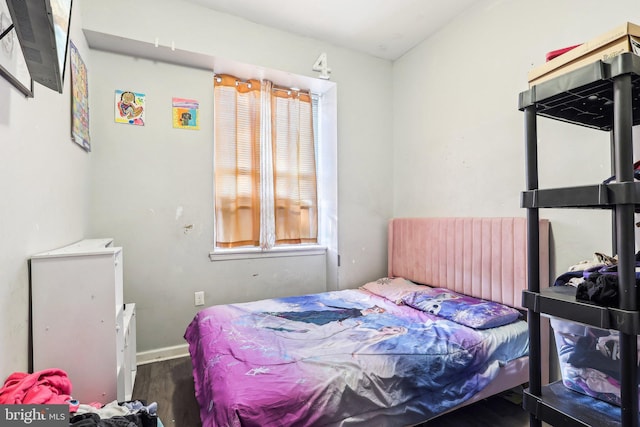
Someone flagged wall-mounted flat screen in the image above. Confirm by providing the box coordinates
[6,0,72,93]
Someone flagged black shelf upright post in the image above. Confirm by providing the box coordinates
[524,105,542,427]
[612,73,638,427]
[610,132,618,254]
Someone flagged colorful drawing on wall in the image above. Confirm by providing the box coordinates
[70,40,90,151]
[172,97,199,130]
[115,90,145,125]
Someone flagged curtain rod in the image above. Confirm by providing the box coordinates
[214,75,310,95]
[273,86,310,96]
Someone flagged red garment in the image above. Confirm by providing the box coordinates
[546,44,582,62]
[0,368,72,404]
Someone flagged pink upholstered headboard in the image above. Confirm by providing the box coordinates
[388,217,550,309]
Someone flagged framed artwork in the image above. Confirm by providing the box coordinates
[70,40,90,151]
[172,97,199,130]
[115,89,145,126]
[0,1,33,97]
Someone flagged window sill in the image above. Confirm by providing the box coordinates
[209,245,327,261]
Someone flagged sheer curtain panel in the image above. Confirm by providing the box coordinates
[271,88,318,245]
[213,74,318,249]
[214,74,261,248]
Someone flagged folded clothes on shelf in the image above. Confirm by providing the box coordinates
[553,252,640,308]
[575,272,619,307]
[602,160,640,184]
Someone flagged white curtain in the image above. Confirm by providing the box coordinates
[259,80,276,250]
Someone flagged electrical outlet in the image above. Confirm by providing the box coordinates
[194,291,205,306]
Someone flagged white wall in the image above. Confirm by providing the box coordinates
[81,0,394,354]
[0,8,92,379]
[393,0,640,277]
[6,0,631,376]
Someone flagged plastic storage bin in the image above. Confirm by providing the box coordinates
[550,317,640,408]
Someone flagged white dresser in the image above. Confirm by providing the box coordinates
[30,239,137,403]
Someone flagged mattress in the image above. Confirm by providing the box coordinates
[185,288,528,427]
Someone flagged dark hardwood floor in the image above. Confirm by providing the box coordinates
[132,356,530,427]
[132,356,201,427]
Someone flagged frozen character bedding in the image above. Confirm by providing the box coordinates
[185,285,528,427]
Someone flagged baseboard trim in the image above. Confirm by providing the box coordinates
[136,344,189,366]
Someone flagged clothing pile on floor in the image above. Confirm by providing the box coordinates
[0,368,162,427]
[68,400,160,427]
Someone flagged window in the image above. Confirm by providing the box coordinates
[213,74,318,251]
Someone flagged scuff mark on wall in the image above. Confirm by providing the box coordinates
[183,224,194,234]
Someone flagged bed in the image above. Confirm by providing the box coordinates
[185,217,550,427]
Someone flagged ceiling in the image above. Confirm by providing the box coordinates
[185,0,477,61]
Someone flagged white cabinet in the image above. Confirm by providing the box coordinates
[121,303,137,401]
[30,239,137,403]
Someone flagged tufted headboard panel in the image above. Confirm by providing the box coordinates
[388,217,550,309]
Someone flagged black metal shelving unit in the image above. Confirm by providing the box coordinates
[519,52,640,427]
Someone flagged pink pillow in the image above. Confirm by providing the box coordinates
[360,277,431,304]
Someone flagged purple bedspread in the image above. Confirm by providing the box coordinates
[185,289,528,427]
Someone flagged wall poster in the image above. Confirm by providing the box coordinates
[70,40,90,151]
